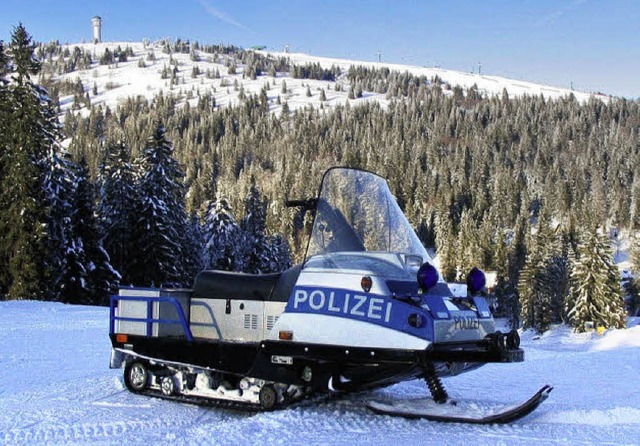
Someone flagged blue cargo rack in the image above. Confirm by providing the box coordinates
[109,294,194,341]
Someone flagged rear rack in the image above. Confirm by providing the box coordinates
[109,295,194,341]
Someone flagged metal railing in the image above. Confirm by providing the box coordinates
[109,295,193,341]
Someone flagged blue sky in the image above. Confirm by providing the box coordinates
[1,0,638,98]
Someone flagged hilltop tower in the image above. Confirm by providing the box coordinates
[92,16,102,43]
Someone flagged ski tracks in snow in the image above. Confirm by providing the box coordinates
[1,373,639,445]
[1,303,639,445]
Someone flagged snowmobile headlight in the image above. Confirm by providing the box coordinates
[361,276,372,293]
[417,262,438,292]
[466,267,486,295]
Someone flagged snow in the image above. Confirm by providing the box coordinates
[1,301,638,445]
[53,40,607,127]
[261,50,606,102]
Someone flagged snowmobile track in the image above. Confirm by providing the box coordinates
[134,385,330,413]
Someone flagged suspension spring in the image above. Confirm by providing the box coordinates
[423,362,448,404]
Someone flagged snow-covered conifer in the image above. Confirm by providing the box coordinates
[0,40,10,293]
[129,121,189,286]
[99,140,138,284]
[268,234,293,272]
[241,179,272,273]
[45,145,82,303]
[566,229,626,332]
[0,25,54,299]
[202,195,242,271]
[455,210,482,281]
[182,213,204,284]
[73,158,120,305]
[519,213,569,333]
[435,208,456,281]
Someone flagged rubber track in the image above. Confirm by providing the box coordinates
[134,386,326,413]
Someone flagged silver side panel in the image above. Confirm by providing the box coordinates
[433,314,495,343]
[270,312,430,349]
[189,299,286,341]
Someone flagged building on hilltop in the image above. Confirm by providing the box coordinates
[92,16,102,43]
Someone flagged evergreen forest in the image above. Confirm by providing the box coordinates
[0,25,637,333]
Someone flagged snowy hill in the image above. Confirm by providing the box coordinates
[52,41,608,122]
[0,300,638,445]
[261,50,607,102]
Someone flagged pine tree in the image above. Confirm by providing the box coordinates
[129,121,189,286]
[0,40,11,294]
[504,211,529,328]
[99,141,137,284]
[628,236,640,315]
[567,229,627,332]
[269,234,293,272]
[455,210,482,281]
[518,239,543,331]
[182,213,204,284]
[435,209,456,281]
[0,24,53,299]
[519,212,569,332]
[491,227,510,315]
[202,195,242,271]
[73,158,120,305]
[630,236,640,275]
[46,146,82,303]
[240,178,272,273]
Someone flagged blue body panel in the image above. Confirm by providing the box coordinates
[285,285,435,342]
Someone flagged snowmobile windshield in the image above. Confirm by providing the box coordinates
[304,168,431,277]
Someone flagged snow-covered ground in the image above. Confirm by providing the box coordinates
[55,41,390,119]
[54,41,607,126]
[0,301,638,445]
[261,50,607,102]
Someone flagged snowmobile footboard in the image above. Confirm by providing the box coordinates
[422,339,524,363]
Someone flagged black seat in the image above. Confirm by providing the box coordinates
[192,264,302,302]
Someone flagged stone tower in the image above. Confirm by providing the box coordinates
[92,16,102,43]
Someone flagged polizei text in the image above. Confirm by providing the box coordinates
[291,288,393,323]
[453,315,480,330]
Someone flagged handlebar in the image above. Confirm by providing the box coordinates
[285,198,318,209]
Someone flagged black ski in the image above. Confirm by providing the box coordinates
[367,385,553,424]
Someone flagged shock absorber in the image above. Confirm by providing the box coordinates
[423,362,448,404]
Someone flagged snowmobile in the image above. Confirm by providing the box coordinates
[109,167,551,423]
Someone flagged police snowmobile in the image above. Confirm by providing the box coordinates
[109,167,551,423]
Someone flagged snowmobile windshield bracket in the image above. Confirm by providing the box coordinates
[285,198,318,211]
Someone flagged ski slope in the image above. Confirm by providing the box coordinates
[0,301,638,445]
[54,41,606,126]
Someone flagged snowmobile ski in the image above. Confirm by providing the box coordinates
[366,385,553,424]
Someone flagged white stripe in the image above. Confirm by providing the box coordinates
[270,313,429,350]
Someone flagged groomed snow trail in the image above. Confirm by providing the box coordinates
[0,301,638,445]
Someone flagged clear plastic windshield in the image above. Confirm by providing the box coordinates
[304,168,431,278]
